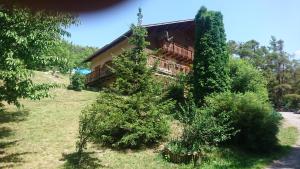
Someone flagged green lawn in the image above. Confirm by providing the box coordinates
[0,71,298,169]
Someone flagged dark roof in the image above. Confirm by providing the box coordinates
[83,19,194,62]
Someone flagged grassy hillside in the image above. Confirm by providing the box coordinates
[0,72,98,169]
[0,71,298,169]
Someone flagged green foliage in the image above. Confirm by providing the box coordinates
[283,94,300,110]
[77,9,173,150]
[166,73,187,105]
[79,92,173,148]
[193,6,230,105]
[0,7,76,107]
[229,58,268,100]
[181,101,236,148]
[48,40,97,73]
[110,8,154,96]
[68,72,86,91]
[228,37,300,109]
[177,94,197,125]
[203,92,282,152]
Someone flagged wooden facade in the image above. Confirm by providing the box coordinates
[84,19,195,87]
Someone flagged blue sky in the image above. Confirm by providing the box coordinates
[66,0,300,59]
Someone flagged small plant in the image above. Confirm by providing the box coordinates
[68,72,86,91]
[163,140,201,165]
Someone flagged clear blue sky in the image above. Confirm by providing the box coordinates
[66,0,300,59]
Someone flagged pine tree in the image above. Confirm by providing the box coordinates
[76,9,173,151]
[111,8,156,95]
[193,6,230,105]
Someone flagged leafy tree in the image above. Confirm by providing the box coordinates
[229,58,268,100]
[193,6,230,105]
[0,7,76,107]
[228,37,300,109]
[49,40,98,73]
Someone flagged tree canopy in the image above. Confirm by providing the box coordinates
[228,37,300,109]
[0,7,76,106]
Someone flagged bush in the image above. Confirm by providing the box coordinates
[182,104,236,148]
[283,94,300,110]
[229,58,268,100]
[203,92,282,152]
[69,72,85,91]
[79,92,174,149]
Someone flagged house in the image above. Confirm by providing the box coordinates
[83,19,195,87]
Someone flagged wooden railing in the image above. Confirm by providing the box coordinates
[162,42,194,63]
[86,67,112,84]
[86,55,191,84]
[147,55,190,76]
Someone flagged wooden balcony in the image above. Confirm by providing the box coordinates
[86,67,112,84]
[162,42,194,63]
[147,55,191,76]
[86,55,191,85]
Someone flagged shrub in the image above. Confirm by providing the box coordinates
[79,92,174,149]
[69,72,85,91]
[203,92,282,152]
[182,104,236,148]
[229,58,268,100]
[177,95,198,125]
[283,94,300,110]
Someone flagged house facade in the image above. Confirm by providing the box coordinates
[84,19,195,87]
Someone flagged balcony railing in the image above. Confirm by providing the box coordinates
[162,42,194,63]
[86,67,112,84]
[86,55,191,84]
[147,55,190,76]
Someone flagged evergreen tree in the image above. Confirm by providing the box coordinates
[111,8,156,95]
[193,6,230,105]
[76,9,173,153]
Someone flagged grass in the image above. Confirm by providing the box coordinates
[0,71,298,169]
[198,126,299,169]
[0,71,98,169]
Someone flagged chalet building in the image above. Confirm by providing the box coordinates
[84,19,195,87]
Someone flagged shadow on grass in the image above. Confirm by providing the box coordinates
[0,109,29,123]
[0,139,20,149]
[200,145,292,169]
[0,127,13,139]
[61,152,103,169]
[0,152,35,168]
[0,108,30,168]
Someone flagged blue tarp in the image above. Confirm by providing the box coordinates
[73,68,91,75]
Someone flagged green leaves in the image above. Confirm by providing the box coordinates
[77,9,174,150]
[193,6,230,105]
[0,7,76,107]
[78,92,173,149]
[110,9,154,96]
[68,72,86,91]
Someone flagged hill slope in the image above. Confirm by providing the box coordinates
[0,71,98,169]
[0,71,298,169]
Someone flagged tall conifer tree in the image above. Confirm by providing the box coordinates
[111,8,156,95]
[193,6,230,105]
